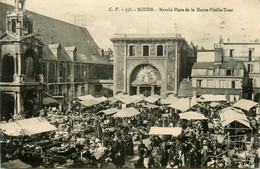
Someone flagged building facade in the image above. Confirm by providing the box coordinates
[0,1,113,121]
[191,61,248,102]
[196,38,260,102]
[111,33,191,96]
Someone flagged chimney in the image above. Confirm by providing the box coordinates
[65,46,77,61]
[48,44,61,59]
[98,48,104,57]
[215,47,224,63]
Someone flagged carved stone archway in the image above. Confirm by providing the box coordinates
[127,60,166,95]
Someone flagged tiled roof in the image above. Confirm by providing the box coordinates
[0,2,111,65]
[192,61,244,70]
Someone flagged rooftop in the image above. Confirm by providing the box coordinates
[0,2,111,65]
[192,61,245,70]
[111,33,183,41]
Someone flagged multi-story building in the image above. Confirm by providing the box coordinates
[111,33,192,96]
[191,61,248,102]
[0,1,113,121]
[195,38,260,102]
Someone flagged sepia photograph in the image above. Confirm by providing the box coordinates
[0,0,260,168]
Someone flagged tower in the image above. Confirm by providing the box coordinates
[6,0,33,39]
[0,0,44,121]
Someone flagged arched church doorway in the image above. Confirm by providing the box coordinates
[1,54,14,82]
[130,64,161,96]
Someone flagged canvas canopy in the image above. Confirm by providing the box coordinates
[0,117,56,136]
[149,127,182,136]
[0,122,24,136]
[144,95,159,103]
[112,107,140,118]
[221,106,244,114]
[108,97,120,104]
[132,94,146,102]
[160,96,179,105]
[94,96,107,103]
[221,119,251,129]
[168,98,197,112]
[220,109,251,129]
[198,94,227,102]
[143,104,159,109]
[220,110,248,122]
[114,95,135,104]
[77,95,95,101]
[232,99,258,112]
[179,111,207,120]
[80,99,100,107]
[101,108,120,115]
[15,117,57,135]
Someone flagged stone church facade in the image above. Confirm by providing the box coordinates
[111,34,191,96]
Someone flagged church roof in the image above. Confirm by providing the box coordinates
[0,2,111,65]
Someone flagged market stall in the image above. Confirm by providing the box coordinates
[149,127,182,137]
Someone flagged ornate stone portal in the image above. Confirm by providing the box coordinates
[135,65,157,84]
[131,65,161,96]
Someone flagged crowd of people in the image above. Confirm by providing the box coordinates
[0,95,260,168]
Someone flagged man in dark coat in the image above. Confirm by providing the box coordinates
[254,154,259,168]
[138,141,146,157]
[161,146,168,168]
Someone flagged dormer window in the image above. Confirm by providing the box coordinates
[226,69,233,76]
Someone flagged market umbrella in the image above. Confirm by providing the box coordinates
[179,111,207,120]
[112,107,140,118]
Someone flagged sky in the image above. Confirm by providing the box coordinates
[1,0,260,50]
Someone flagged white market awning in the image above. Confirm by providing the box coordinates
[80,99,100,107]
[144,96,159,103]
[132,94,146,103]
[221,119,251,129]
[179,111,207,120]
[112,107,140,118]
[198,94,227,102]
[149,127,182,136]
[168,98,197,112]
[0,122,24,136]
[77,95,95,101]
[0,117,56,136]
[232,99,258,112]
[160,96,179,105]
[15,117,57,136]
[101,108,120,115]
